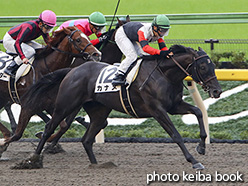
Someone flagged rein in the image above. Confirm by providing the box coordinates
[171,56,191,77]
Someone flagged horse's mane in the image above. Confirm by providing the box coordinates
[35,27,77,59]
[139,45,197,61]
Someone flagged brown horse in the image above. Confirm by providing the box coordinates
[0,16,130,153]
[2,16,130,135]
[0,27,101,149]
[15,45,222,169]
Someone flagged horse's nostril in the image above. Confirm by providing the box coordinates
[92,52,101,61]
[213,89,222,98]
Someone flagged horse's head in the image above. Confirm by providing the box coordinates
[94,16,130,64]
[188,47,222,98]
[52,27,101,62]
[116,15,131,29]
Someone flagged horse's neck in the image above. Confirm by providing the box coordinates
[160,54,193,83]
[34,51,73,75]
[101,42,122,64]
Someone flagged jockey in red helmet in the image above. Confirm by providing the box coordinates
[3,10,57,77]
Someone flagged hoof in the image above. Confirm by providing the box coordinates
[196,145,205,155]
[193,162,205,170]
[75,116,89,129]
[0,138,5,146]
[43,143,65,154]
[35,131,43,139]
[0,143,9,158]
[11,153,43,169]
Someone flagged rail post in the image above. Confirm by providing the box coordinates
[187,81,210,144]
[205,38,219,50]
[95,129,105,143]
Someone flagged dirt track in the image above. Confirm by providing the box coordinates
[0,142,247,186]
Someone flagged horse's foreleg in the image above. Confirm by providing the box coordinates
[0,122,11,139]
[47,108,81,144]
[37,111,50,123]
[169,101,206,155]
[0,122,11,156]
[4,103,17,134]
[45,120,67,142]
[152,108,204,170]
[4,109,33,144]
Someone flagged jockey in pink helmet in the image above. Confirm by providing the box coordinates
[3,10,57,77]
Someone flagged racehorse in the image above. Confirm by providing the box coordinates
[2,16,130,137]
[0,16,130,152]
[0,26,101,153]
[15,45,222,169]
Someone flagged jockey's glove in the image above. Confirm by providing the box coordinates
[160,50,171,57]
[98,34,109,42]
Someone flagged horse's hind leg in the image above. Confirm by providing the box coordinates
[81,102,111,164]
[169,101,206,155]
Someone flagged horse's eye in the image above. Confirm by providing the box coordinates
[200,66,205,70]
[76,38,81,43]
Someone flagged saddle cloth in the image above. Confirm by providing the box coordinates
[95,59,142,93]
[0,51,34,82]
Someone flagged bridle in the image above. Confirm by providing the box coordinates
[139,51,217,92]
[171,53,217,91]
[51,29,93,61]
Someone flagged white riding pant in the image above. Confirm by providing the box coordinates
[3,33,42,65]
[115,26,148,74]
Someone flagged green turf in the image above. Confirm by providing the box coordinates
[0,0,247,140]
[0,0,247,39]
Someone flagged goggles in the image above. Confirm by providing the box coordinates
[93,25,104,31]
[158,27,169,37]
[43,24,54,30]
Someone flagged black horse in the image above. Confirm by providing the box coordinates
[15,45,222,169]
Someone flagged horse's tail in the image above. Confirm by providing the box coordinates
[21,68,71,108]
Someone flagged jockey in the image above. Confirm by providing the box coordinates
[58,11,108,46]
[112,14,171,86]
[3,10,57,77]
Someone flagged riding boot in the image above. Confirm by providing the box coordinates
[4,61,20,77]
[112,72,126,86]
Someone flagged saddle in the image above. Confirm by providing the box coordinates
[95,59,142,117]
[0,51,34,103]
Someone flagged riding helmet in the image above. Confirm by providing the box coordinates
[89,12,107,26]
[152,15,171,29]
[39,10,57,27]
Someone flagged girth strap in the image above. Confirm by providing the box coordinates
[8,76,21,104]
[119,86,139,118]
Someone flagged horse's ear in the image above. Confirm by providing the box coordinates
[126,15,131,22]
[198,47,205,52]
[63,27,72,35]
[117,17,122,25]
